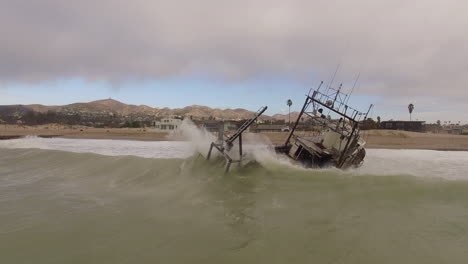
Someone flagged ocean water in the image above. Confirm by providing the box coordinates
[1,136,468,263]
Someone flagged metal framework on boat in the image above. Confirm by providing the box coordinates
[206,106,268,173]
[279,81,373,168]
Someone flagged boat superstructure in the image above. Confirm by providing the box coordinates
[275,81,372,169]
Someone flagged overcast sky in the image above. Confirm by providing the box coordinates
[1,0,467,122]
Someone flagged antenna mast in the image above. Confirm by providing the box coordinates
[345,72,360,105]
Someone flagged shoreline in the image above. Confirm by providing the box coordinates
[1,125,468,151]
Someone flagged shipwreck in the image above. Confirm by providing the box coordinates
[204,78,372,172]
[206,106,268,173]
[275,81,372,169]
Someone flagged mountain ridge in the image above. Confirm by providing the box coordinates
[0,98,285,122]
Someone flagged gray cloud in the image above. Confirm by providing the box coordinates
[1,0,467,101]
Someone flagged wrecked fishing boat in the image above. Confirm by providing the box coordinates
[275,81,372,169]
[206,106,268,173]
[204,77,372,172]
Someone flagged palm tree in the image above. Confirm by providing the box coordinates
[408,103,414,121]
[286,99,293,126]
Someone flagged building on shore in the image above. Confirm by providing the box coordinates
[152,118,183,131]
[190,120,242,133]
[223,120,241,132]
[445,127,463,135]
[198,120,223,132]
[251,124,289,133]
[380,120,426,132]
[442,125,466,135]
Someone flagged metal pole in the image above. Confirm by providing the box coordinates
[207,143,214,160]
[364,104,373,120]
[345,72,360,105]
[332,83,342,109]
[239,133,243,158]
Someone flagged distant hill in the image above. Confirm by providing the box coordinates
[0,99,278,126]
[27,99,157,115]
[158,105,263,120]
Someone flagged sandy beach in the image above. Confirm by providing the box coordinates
[1,124,468,151]
[0,124,173,141]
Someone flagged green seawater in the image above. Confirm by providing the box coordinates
[1,148,468,263]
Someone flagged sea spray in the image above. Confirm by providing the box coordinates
[172,119,283,164]
[168,119,217,157]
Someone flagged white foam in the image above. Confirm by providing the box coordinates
[1,136,467,180]
[0,136,193,159]
[357,149,468,180]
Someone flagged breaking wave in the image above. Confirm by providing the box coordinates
[1,135,467,180]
